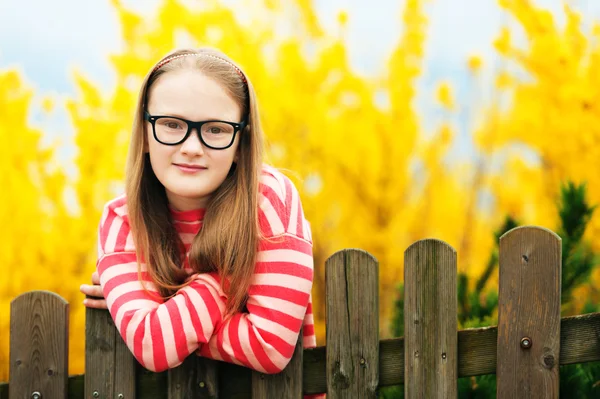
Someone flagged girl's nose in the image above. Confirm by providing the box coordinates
[180,128,205,155]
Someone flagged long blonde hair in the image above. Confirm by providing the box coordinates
[125,47,264,315]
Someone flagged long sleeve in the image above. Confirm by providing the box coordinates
[198,166,315,374]
[96,196,226,372]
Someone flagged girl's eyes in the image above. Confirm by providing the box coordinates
[158,118,184,129]
[156,118,234,134]
[203,122,233,134]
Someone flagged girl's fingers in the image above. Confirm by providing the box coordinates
[83,298,108,310]
[80,284,104,299]
[80,281,108,309]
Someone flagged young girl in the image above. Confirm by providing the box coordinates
[79,47,317,381]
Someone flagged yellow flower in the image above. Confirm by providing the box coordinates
[436,82,454,110]
[467,54,483,72]
[494,26,511,55]
[337,10,348,27]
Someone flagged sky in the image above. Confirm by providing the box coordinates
[1,0,599,166]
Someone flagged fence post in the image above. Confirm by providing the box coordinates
[252,328,304,398]
[168,356,219,399]
[326,249,379,398]
[9,290,69,399]
[404,239,458,398]
[85,308,136,399]
[497,226,562,398]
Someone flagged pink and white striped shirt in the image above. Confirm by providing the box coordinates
[96,165,318,380]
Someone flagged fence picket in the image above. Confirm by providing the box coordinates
[168,356,219,399]
[85,308,136,399]
[497,226,562,398]
[326,249,379,398]
[404,239,458,398]
[9,291,69,399]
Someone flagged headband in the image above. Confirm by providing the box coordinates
[151,52,247,84]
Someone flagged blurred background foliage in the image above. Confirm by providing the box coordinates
[1,0,599,388]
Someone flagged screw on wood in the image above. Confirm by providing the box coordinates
[199,381,206,388]
[92,391,99,398]
[520,337,532,349]
[31,392,41,399]
[118,394,124,399]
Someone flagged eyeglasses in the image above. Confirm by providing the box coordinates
[144,111,246,149]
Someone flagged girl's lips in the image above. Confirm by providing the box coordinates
[174,164,207,173]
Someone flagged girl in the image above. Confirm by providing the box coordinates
[79,47,317,380]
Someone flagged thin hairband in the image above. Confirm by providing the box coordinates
[151,53,247,84]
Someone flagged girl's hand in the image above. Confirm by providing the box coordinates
[80,271,107,309]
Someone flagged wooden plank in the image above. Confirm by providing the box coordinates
[457,326,497,377]
[114,326,136,399]
[326,249,379,398]
[252,328,303,398]
[1,311,599,397]
[85,308,116,398]
[85,308,135,398]
[497,226,562,399]
[404,239,457,398]
[169,356,219,399]
[9,290,69,399]
[560,312,600,365]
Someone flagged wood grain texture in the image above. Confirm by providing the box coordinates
[114,326,136,399]
[85,308,135,399]
[560,312,600,365]
[251,328,303,398]
[168,356,218,399]
[326,249,379,399]
[9,290,69,399]
[1,311,599,397]
[404,239,458,399]
[497,226,562,399]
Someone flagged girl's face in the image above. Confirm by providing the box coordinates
[145,69,242,211]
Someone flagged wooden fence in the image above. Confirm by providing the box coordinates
[2,226,600,398]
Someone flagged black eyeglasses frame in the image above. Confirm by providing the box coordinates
[144,110,247,150]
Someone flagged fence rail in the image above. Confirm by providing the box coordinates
[2,226,600,398]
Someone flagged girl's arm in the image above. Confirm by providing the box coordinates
[96,197,227,373]
[198,168,315,374]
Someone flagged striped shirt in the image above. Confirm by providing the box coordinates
[96,165,317,377]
